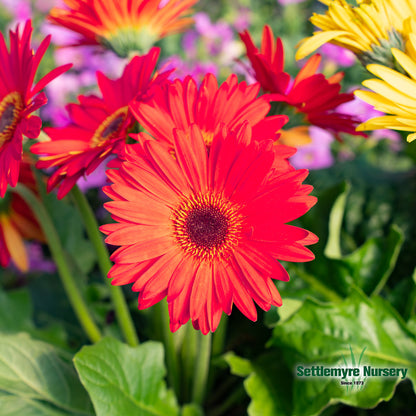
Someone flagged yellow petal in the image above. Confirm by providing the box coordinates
[296,30,349,60]
[357,115,416,131]
[391,48,416,80]
[406,132,416,142]
[366,64,416,98]
[362,79,416,108]
[0,214,28,272]
[354,90,415,116]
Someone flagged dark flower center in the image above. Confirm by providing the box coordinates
[101,115,125,139]
[0,92,24,147]
[91,106,129,147]
[172,193,243,262]
[185,206,228,249]
[0,104,15,132]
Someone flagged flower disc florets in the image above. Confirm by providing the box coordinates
[172,193,242,262]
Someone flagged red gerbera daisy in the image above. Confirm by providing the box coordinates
[101,123,317,334]
[240,25,364,138]
[130,73,288,148]
[31,47,170,199]
[49,0,198,57]
[0,159,45,272]
[0,20,71,197]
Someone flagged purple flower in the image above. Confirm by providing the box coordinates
[320,43,356,67]
[290,126,335,169]
[233,8,252,32]
[278,0,306,4]
[27,243,56,274]
[160,55,218,83]
[0,0,32,24]
[77,157,109,192]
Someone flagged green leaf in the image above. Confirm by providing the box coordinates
[324,182,350,259]
[225,351,293,416]
[227,292,416,416]
[0,289,32,333]
[267,291,416,415]
[0,288,68,348]
[0,333,93,415]
[0,391,69,416]
[330,224,404,296]
[181,403,204,416]
[74,337,179,416]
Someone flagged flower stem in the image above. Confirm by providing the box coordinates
[212,316,227,356]
[70,186,139,346]
[181,322,198,403]
[157,300,180,398]
[192,331,212,405]
[13,184,101,343]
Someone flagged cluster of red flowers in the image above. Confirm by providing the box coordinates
[240,25,365,140]
[0,0,364,333]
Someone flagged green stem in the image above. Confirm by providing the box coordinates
[192,331,212,405]
[181,322,198,403]
[157,300,180,398]
[297,269,343,303]
[13,184,101,343]
[70,186,139,346]
[212,316,227,357]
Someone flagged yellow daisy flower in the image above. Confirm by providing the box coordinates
[296,0,416,67]
[355,47,416,142]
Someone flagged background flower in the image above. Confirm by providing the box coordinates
[0,20,71,197]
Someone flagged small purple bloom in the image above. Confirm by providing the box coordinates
[28,243,56,274]
[160,55,218,83]
[290,126,334,169]
[320,43,356,67]
[278,0,306,4]
[77,158,109,192]
[233,8,252,32]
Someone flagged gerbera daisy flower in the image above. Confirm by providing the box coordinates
[0,160,45,272]
[31,47,170,199]
[295,0,415,67]
[0,20,71,198]
[355,47,416,142]
[240,25,364,139]
[130,73,289,148]
[101,123,317,334]
[48,0,198,57]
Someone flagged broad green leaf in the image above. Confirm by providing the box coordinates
[291,224,403,299]
[268,291,416,415]
[227,292,416,416]
[264,299,303,328]
[0,391,69,416]
[0,288,68,349]
[329,224,403,296]
[225,351,293,416]
[0,333,93,415]
[0,289,32,332]
[74,337,179,416]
